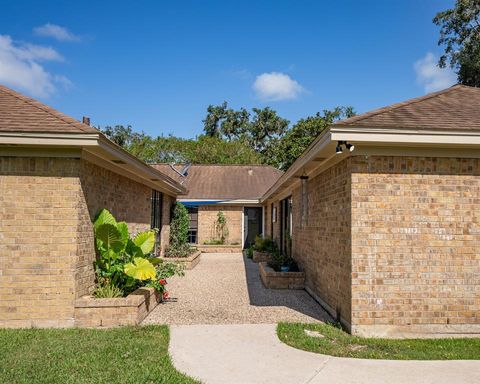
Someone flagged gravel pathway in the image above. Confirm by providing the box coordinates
[143,253,331,325]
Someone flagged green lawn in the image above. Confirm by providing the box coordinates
[0,325,200,384]
[277,322,480,360]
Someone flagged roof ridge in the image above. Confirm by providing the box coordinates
[333,84,463,126]
[0,85,96,134]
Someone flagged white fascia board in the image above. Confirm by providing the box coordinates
[330,127,480,146]
[0,132,99,146]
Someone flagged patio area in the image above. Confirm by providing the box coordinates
[143,253,330,325]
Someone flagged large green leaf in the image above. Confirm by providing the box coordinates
[133,231,156,255]
[117,222,130,244]
[124,257,156,281]
[125,239,144,259]
[94,209,117,230]
[95,224,124,253]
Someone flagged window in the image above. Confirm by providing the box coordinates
[151,190,163,230]
[151,190,163,251]
[187,206,198,244]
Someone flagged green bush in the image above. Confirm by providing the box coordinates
[165,203,195,258]
[254,236,277,253]
[246,246,254,259]
[267,250,298,272]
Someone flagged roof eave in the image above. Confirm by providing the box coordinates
[0,131,186,196]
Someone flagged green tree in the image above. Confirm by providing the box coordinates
[434,0,480,86]
[267,107,355,171]
[202,102,289,156]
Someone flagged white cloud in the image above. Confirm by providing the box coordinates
[0,34,70,98]
[253,72,303,101]
[34,23,80,42]
[414,52,456,93]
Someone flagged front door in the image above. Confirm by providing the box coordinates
[243,207,263,248]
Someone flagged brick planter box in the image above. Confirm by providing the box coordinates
[74,287,160,327]
[161,250,201,270]
[252,250,270,263]
[197,244,242,253]
[259,262,305,289]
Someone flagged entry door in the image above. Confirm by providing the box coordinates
[244,207,263,248]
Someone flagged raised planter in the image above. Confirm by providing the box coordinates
[197,244,242,253]
[259,262,305,289]
[161,250,201,269]
[252,250,270,263]
[74,287,160,327]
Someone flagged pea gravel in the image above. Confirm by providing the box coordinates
[143,253,331,325]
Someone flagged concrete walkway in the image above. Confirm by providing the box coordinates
[170,323,480,384]
[143,253,330,325]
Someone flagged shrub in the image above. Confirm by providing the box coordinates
[214,211,229,244]
[166,203,194,258]
[93,209,183,297]
[267,250,298,272]
[246,246,254,259]
[254,236,277,253]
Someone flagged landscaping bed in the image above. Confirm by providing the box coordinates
[0,325,199,383]
[259,262,305,289]
[75,287,161,327]
[161,250,202,270]
[277,322,480,360]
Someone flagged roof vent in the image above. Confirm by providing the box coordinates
[82,116,90,126]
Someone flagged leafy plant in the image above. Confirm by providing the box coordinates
[214,211,229,244]
[93,284,124,298]
[147,259,185,297]
[124,257,157,280]
[93,209,175,296]
[254,236,277,253]
[165,203,195,258]
[246,246,254,259]
[267,249,298,272]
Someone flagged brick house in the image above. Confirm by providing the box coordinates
[263,85,480,337]
[0,85,186,328]
[152,164,282,249]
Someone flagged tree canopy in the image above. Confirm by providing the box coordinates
[434,0,480,86]
[102,104,354,171]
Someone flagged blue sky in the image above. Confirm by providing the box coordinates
[0,0,455,138]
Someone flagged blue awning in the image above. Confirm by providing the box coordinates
[180,200,225,206]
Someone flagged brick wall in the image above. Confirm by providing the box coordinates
[197,205,243,245]
[0,156,175,328]
[350,155,480,337]
[0,157,80,327]
[291,159,353,326]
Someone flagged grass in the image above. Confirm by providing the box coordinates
[277,322,480,360]
[0,325,200,384]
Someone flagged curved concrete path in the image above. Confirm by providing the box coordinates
[170,324,480,384]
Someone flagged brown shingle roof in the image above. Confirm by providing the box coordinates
[333,84,480,131]
[0,85,98,134]
[151,164,283,200]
